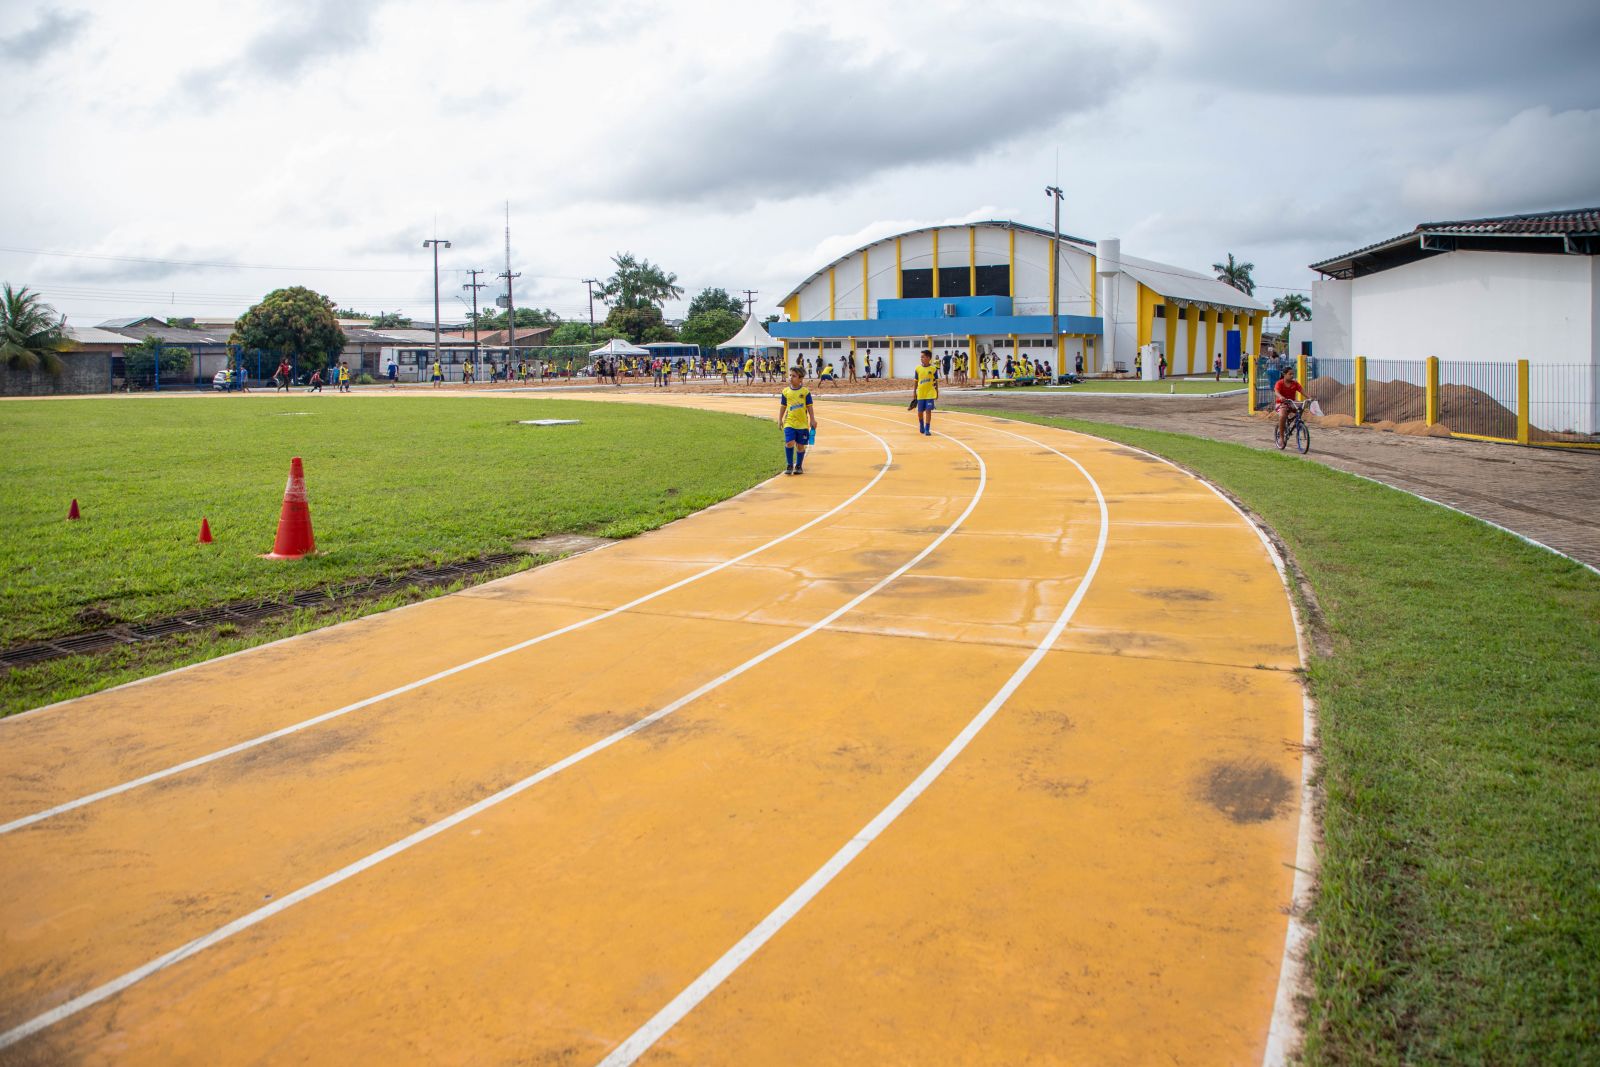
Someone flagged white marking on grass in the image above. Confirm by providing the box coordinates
[596,421,1108,1067]
[0,423,989,1052]
[0,422,895,836]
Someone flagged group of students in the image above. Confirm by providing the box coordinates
[271,358,351,393]
[777,348,945,476]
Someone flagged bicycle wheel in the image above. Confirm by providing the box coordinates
[1274,421,1287,450]
[1295,421,1311,454]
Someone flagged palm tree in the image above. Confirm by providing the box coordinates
[1271,293,1311,321]
[1212,254,1256,296]
[1,284,72,375]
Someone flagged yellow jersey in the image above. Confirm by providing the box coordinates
[780,386,813,429]
[915,364,939,399]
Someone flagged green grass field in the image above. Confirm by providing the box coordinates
[0,394,775,667]
[994,378,1244,395]
[950,406,1600,1065]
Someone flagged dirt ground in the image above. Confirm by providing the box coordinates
[850,389,1600,570]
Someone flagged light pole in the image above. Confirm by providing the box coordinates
[1045,185,1064,356]
[423,237,452,377]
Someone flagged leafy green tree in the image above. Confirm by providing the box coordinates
[761,314,779,327]
[596,253,683,311]
[467,307,559,331]
[1212,253,1256,296]
[1271,293,1311,322]
[686,287,743,320]
[679,308,743,351]
[1,284,72,375]
[548,321,626,346]
[604,305,677,344]
[233,287,345,363]
[371,310,413,328]
[164,316,196,329]
[124,336,192,381]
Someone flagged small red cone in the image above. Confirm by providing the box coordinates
[68,499,80,521]
[199,518,214,544]
[264,457,316,559]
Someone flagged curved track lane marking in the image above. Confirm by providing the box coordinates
[0,425,988,1052]
[598,419,1110,1066]
[0,420,894,837]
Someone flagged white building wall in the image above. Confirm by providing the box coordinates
[796,270,829,322]
[900,231,933,277]
[832,249,867,320]
[973,224,1010,268]
[1013,231,1051,314]
[1312,278,1353,363]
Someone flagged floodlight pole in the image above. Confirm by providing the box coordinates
[1045,185,1064,352]
[423,237,452,372]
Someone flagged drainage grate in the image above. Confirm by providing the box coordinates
[0,551,542,672]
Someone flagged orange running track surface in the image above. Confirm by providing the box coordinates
[0,394,1306,1065]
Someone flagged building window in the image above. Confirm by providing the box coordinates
[1154,304,1165,318]
[937,267,971,298]
[900,268,933,298]
[974,264,1010,297]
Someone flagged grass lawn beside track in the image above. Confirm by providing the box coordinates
[947,406,1600,1065]
[0,395,776,709]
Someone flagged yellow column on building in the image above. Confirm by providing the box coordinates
[968,227,977,296]
[1136,284,1158,350]
[1008,229,1016,299]
[1516,358,1531,444]
[1204,307,1217,369]
[1425,356,1440,425]
[861,250,870,319]
[782,295,799,323]
[1354,356,1367,425]
[1163,301,1178,374]
[1008,333,1018,376]
[967,333,978,379]
[1253,312,1266,359]
[828,268,836,321]
[895,238,903,299]
[931,229,940,298]
[1181,305,1197,374]
[887,337,895,378]
[782,339,789,367]
[1088,254,1098,318]
[1247,354,1258,412]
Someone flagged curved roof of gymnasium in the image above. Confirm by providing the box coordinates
[777,220,1096,305]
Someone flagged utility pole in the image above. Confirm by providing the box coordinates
[583,278,600,342]
[497,203,521,369]
[463,268,487,371]
[423,236,452,374]
[741,289,758,320]
[1045,185,1064,354]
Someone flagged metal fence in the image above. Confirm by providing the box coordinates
[1249,355,1599,447]
[119,345,354,392]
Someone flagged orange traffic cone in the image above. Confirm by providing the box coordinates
[199,517,214,544]
[264,457,316,559]
[68,498,80,520]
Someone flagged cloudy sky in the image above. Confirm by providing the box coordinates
[3,0,1597,327]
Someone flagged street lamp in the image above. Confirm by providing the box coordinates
[1045,186,1064,358]
[423,238,452,378]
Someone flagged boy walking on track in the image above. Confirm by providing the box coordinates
[779,366,817,476]
[912,348,939,436]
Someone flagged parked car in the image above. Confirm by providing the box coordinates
[212,368,234,390]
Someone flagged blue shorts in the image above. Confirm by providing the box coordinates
[916,398,936,412]
[784,426,811,445]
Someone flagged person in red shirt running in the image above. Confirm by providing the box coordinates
[1275,370,1304,441]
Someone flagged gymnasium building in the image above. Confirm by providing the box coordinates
[765,220,1269,377]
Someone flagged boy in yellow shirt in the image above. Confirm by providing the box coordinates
[778,366,818,475]
[912,348,939,436]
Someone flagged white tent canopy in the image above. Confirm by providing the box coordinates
[588,338,649,357]
[715,316,784,351]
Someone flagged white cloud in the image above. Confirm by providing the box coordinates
[1401,107,1600,218]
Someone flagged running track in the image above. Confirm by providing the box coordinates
[0,394,1307,1064]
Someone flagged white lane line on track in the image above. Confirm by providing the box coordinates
[597,421,1109,1067]
[0,425,987,1052]
[0,421,894,837]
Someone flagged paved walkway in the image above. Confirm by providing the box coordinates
[0,396,1305,1065]
[927,391,1600,570]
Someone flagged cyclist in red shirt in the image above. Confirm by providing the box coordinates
[1275,370,1303,441]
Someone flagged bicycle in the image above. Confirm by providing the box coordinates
[1274,400,1311,454]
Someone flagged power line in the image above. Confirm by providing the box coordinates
[0,244,589,282]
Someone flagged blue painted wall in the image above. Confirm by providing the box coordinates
[767,314,1101,340]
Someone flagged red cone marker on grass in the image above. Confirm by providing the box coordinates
[264,457,316,559]
[68,499,80,521]
[198,518,214,544]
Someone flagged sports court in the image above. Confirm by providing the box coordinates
[0,395,1307,1064]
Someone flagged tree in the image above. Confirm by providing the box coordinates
[467,307,559,331]
[371,310,413,328]
[124,336,192,382]
[686,287,743,321]
[761,313,779,327]
[604,305,678,344]
[679,308,743,351]
[233,287,345,364]
[1212,253,1256,296]
[595,252,683,311]
[1,284,72,375]
[165,317,196,329]
[548,321,626,346]
[1271,293,1311,322]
